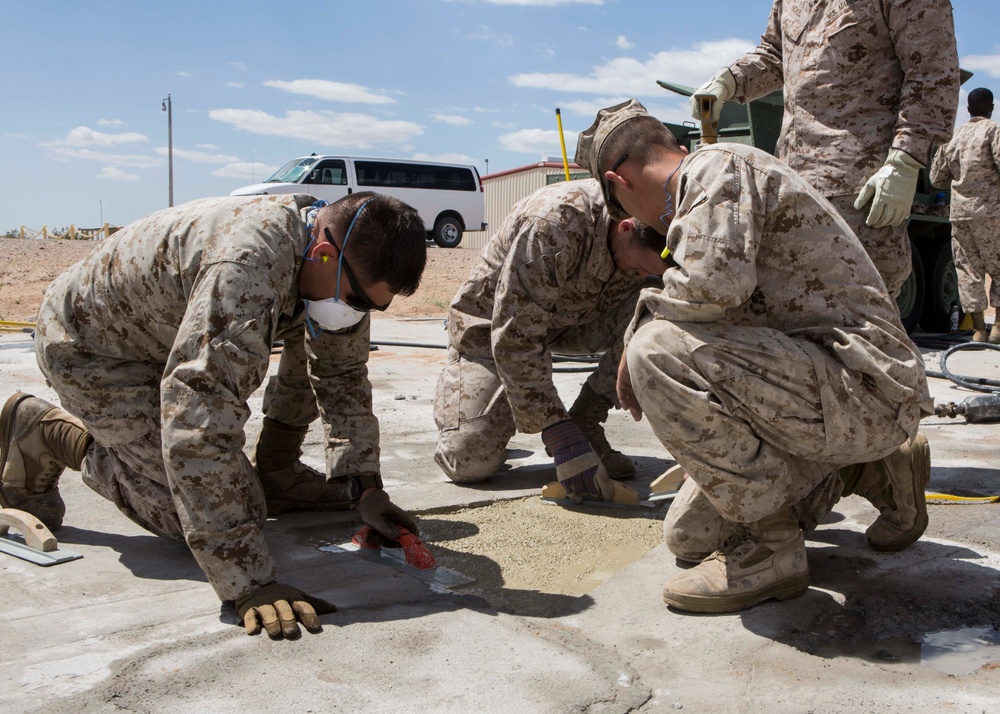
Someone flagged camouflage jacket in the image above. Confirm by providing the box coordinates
[630,144,931,411]
[41,194,378,601]
[930,116,1000,220]
[446,180,647,433]
[729,0,959,197]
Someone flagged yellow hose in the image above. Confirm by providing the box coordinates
[925,492,1000,504]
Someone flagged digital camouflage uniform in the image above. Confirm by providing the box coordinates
[627,144,932,531]
[34,195,380,602]
[728,0,959,295]
[930,116,1000,312]
[434,180,647,482]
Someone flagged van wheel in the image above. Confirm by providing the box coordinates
[433,217,463,248]
[896,242,924,334]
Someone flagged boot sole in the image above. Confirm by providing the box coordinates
[867,434,930,552]
[0,392,33,510]
[663,571,810,614]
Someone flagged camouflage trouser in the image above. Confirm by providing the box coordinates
[262,325,320,428]
[952,218,1000,313]
[627,318,919,525]
[828,194,910,298]
[433,298,636,483]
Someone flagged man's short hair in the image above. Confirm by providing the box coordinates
[321,192,427,296]
[968,87,994,117]
[633,218,667,255]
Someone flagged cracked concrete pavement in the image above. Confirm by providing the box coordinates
[2,319,999,713]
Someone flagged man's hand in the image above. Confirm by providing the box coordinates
[616,350,643,421]
[541,420,615,503]
[854,148,923,228]
[689,68,736,123]
[358,488,419,540]
[235,582,337,638]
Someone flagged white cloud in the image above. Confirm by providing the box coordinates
[42,126,148,147]
[226,81,246,88]
[433,113,473,126]
[509,38,755,96]
[498,127,577,154]
[211,162,279,181]
[178,71,192,77]
[462,24,515,47]
[97,118,125,128]
[962,53,1000,79]
[263,79,395,104]
[228,61,247,73]
[411,152,476,165]
[208,108,424,148]
[196,143,218,150]
[6,132,28,138]
[47,147,163,168]
[97,167,140,182]
[155,147,240,164]
[616,35,634,50]
[487,0,603,5]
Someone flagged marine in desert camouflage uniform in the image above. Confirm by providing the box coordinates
[575,100,933,612]
[433,179,652,499]
[692,0,959,296]
[0,192,426,639]
[930,87,1000,344]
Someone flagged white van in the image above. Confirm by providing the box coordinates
[230,155,486,248]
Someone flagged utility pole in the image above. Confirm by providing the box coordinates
[161,93,174,207]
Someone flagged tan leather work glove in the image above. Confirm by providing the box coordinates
[854,148,923,228]
[235,582,337,638]
[358,488,419,540]
[689,68,736,123]
[541,420,615,503]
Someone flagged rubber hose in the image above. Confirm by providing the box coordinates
[939,342,1000,392]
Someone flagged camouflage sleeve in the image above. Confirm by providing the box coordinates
[654,152,763,322]
[729,0,785,104]
[160,261,279,602]
[491,217,579,433]
[992,124,1000,171]
[304,314,380,478]
[928,143,953,190]
[886,0,960,165]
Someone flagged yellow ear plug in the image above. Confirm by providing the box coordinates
[660,247,671,260]
[321,255,328,262]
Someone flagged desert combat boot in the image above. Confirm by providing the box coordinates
[662,506,809,613]
[846,434,931,552]
[253,417,352,515]
[0,392,92,531]
[568,382,635,480]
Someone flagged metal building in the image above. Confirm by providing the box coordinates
[462,160,589,253]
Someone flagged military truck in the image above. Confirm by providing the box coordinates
[657,73,973,334]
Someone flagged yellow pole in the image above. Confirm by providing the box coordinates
[555,108,571,181]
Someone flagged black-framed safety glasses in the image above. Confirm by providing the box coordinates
[323,226,390,312]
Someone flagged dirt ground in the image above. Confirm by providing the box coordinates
[0,236,480,323]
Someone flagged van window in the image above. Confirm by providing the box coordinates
[355,161,476,191]
[303,159,348,186]
[266,157,318,184]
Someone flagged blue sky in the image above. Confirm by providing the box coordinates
[2,0,998,231]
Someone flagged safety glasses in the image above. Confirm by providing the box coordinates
[323,226,390,312]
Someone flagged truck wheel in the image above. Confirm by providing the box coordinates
[433,216,463,248]
[920,237,961,333]
[896,244,924,334]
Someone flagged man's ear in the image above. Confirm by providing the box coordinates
[604,169,631,196]
[308,236,338,264]
[617,217,635,233]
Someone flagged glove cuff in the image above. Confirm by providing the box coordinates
[887,148,923,170]
[345,472,384,501]
[713,67,737,101]
[235,582,302,617]
[542,419,587,454]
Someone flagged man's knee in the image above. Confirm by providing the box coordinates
[662,478,733,562]
[434,437,507,483]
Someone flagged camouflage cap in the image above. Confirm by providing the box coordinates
[574,99,651,220]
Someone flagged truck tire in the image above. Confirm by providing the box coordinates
[921,237,961,333]
[433,216,463,248]
[896,244,924,334]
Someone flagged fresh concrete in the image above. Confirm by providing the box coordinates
[2,319,999,713]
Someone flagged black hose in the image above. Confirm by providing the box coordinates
[938,342,1000,392]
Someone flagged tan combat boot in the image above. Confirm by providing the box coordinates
[254,417,352,515]
[568,383,635,480]
[852,434,930,552]
[990,309,1000,345]
[662,506,809,613]
[0,392,92,531]
[970,311,988,343]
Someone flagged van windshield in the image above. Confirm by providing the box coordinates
[265,158,318,183]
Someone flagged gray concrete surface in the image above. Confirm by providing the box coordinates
[2,319,999,713]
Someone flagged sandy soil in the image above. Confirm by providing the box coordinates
[0,237,479,323]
